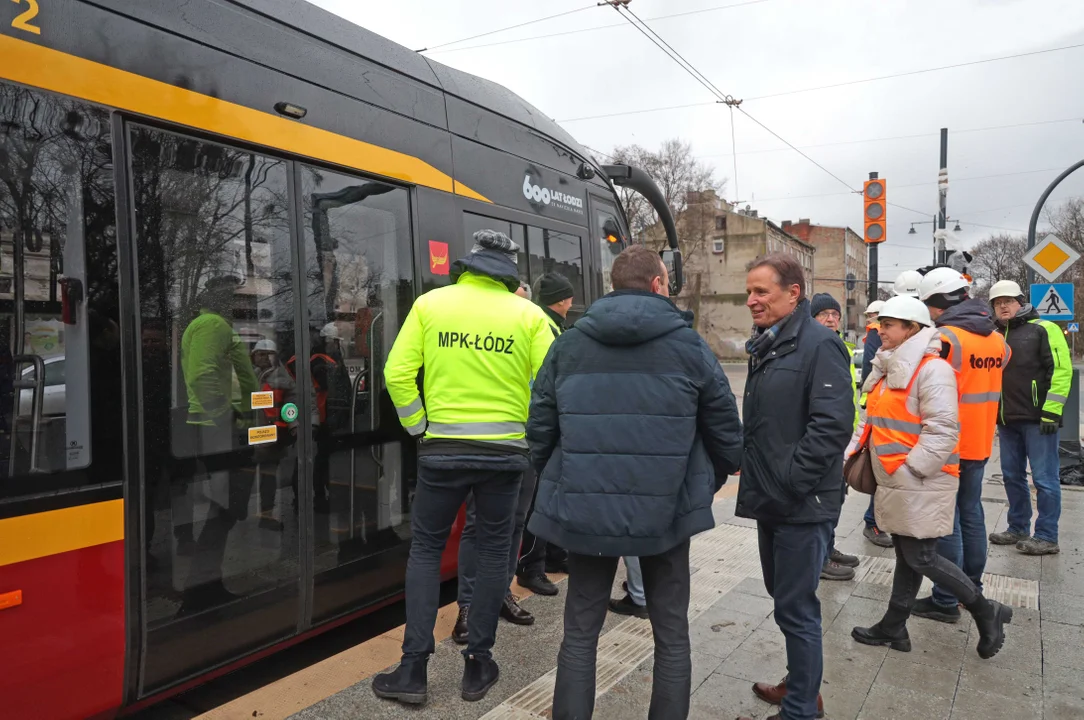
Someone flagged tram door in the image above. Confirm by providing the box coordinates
[130,124,417,693]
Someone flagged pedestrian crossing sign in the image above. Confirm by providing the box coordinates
[1031,283,1074,321]
[1068,323,1079,333]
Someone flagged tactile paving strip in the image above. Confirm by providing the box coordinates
[854,554,1040,610]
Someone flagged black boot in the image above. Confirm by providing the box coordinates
[462,654,500,701]
[852,604,912,651]
[452,605,469,645]
[966,597,1013,659]
[372,658,428,705]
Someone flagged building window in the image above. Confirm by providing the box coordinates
[712,238,725,254]
[715,216,726,231]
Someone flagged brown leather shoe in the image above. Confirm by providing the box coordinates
[751,677,825,718]
[499,594,535,625]
[452,605,469,645]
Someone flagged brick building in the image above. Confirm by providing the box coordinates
[782,219,868,341]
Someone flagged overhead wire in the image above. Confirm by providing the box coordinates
[415,4,596,53]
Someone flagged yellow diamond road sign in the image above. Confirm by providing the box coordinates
[1024,234,1080,282]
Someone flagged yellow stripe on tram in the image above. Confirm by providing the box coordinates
[0,499,124,568]
[0,34,491,203]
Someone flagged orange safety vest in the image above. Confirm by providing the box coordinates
[866,321,880,331]
[863,356,960,477]
[939,326,1010,461]
[285,353,338,424]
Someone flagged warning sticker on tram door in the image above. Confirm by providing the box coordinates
[251,391,275,410]
[248,425,278,445]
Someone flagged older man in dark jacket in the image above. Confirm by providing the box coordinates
[737,254,854,720]
[527,245,743,720]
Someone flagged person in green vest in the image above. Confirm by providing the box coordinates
[810,293,861,582]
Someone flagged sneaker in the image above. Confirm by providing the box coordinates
[372,659,428,705]
[452,605,469,645]
[820,561,856,582]
[608,593,649,618]
[830,548,860,568]
[863,526,893,548]
[989,530,1029,546]
[461,655,499,701]
[1017,537,1060,555]
[910,595,961,624]
[517,572,559,596]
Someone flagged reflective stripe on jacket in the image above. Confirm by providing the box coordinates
[996,304,1072,425]
[939,325,1010,460]
[384,271,555,448]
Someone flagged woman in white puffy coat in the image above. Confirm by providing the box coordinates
[845,296,1011,660]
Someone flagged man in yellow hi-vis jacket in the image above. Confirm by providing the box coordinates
[988,280,1071,556]
[372,230,554,707]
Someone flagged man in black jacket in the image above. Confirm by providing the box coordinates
[527,245,743,720]
[737,254,853,720]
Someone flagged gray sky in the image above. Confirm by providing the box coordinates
[313,0,1084,277]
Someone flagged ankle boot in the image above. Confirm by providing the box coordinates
[372,657,428,705]
[966,596,1013,659]
[851,622,912,652]
[462,654,500,701]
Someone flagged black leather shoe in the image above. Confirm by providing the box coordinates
[851,623,912,652]
[452,605,469,645]
[462,655,500,701]
[372,658,428,705]
[517,572,559,596]
[608,593,649,618]
[500,594,534,625]
[910,595,961,623]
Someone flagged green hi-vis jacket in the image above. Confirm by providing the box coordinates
[385,272,555,449]
[845,339,860,431]
[997,305,1072,426]
[181,309,259,425]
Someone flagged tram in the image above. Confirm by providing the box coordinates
[0,1,680,717]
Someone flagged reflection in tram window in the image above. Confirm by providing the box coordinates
[130,125,300,686]
[527,226,583,306]
[0,84,118,487]
[299,166,414,610]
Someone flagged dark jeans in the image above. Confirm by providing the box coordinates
[458,467,536,606]
[864,496,877,529]
[999,424,1061,543]
[402,465,520,660]
[553,540,691,720]
[884,535,979,632]
[758,520,832,720]
[931,459,987,609]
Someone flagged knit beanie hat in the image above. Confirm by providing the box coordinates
[809,292,841,318]
[471,229,519,262]
[537,273,574,306]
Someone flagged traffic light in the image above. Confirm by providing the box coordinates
[863,178,886,244]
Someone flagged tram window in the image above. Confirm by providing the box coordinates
[527,225,584,305]
[598,211,624,295]
[300,165,415,579]
[0,84,118,485]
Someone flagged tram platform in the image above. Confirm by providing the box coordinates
[166,447,1084,720]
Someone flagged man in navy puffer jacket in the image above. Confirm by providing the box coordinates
[527,245,743,720]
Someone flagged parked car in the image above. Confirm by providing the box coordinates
[18,356,66,417]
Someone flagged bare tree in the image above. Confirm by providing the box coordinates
[969,233,1028,299]
[608,139,724,256]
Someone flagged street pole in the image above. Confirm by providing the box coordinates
[1026,158,1084,285]
[869,171,879,305]
[937,128,948,265]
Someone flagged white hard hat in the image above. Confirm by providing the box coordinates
[253,339,277,353]
[864,300,885,315]
[320,322,342,340]
[892,270,924,298]
[878,296,933,327]
[918,267,970,301]
[989,279,1024,301]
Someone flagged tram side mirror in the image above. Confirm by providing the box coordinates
[60,277,84,325]
[660,249,683,296]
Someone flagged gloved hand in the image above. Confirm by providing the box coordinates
[1040,419,1060,435]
